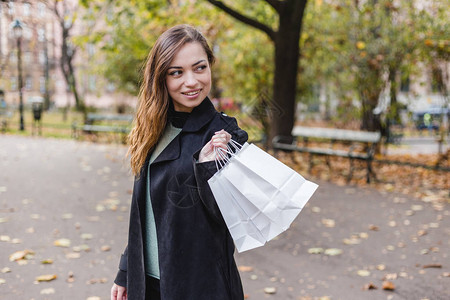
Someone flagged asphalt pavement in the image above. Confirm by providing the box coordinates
[0,135,448,300]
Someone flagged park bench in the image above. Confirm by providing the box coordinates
[72,113,133,143]
[0,110,13,133]
[272,126,381,183]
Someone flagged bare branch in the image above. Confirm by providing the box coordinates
[206,0,276,41]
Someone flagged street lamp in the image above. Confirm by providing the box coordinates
[12,19,25,131]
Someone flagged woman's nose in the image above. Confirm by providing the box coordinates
[184,71,197,87]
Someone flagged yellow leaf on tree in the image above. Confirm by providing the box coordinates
[356,41,366,49]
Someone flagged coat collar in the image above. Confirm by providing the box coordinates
[151,97,216,165]
[181,97,217,133]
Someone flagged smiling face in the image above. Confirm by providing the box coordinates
[166,42,212,112]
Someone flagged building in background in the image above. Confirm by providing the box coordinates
[0,0,136,112]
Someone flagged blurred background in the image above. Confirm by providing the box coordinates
[0,1,448,299]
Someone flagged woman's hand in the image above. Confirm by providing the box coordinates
[199,129,232,163]
[111,283,127,300]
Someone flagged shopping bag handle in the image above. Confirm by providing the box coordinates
[213,139,243,171]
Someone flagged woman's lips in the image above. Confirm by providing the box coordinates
[182,89,202,98]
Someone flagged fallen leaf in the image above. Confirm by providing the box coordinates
[311,206,321,213]
[405,210,414,216]
[382,281,395,291]
[417,230,427,237]
[9,250,34,261]
[383,273,397,280]
[101,245,111,252]
[73,244,91,252]
[41,259,54,264]
[369,225,379,231]
[420,249,429,255]
[11,238,22,244]
[95,204,106,212]
[359,232,369,239]
[363,283,378,290]
[357,270,371,277]
[308,247,324,254]
[429,223,439,228]
[238,266,254,272]
[54,239,71,248]
[0,235,10,242]
[343,237,361,245]
[86,297,101,300]
[0,217,8,223]
[81,233,93,240]
[1,267,11,273]
[442,272,450,277]
[40,288,55,295]
[67,272,75,283]
[411,205,423,211]
[250,274,258,280]
[423,264,442,269]
[36,274,57,282]
[322,219,336,228]
[0,278,5,284]
[264,287,277,294]
[66,252,81,259]
[376,264,386,271]
[324,248,343,256]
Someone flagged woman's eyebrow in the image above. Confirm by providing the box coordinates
[168,59,206,70]
[192,59,206,66]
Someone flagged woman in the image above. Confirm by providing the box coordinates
[111,24,248,300]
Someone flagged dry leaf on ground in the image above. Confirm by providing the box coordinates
[36,274,57,282]
[9,250,34,262]
[382,281,395,291]
[238,266,254,272]
[264,287,277,294]
[54,239,71,247]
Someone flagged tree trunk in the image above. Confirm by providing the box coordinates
[60,23,86,117]
[269,1,306,146]
[388,67,401,125]
[361,90,382,132]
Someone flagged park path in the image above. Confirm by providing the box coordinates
[0,135,448,300]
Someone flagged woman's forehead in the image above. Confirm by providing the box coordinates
[170,42,208,66]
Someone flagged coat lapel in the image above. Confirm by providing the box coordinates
[151,97,216,165]
[151,133,181,165]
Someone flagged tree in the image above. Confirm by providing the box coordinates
[206,0,308,144]
[43,0,86,115]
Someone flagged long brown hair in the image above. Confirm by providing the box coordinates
[128,24,215,176]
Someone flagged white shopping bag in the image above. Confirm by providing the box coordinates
[208,172,266,252]
[208,141,318,252]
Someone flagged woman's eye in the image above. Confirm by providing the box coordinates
[169,70,182,76]
[196,65,207,72]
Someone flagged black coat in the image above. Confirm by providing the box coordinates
[115,98,248,300]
